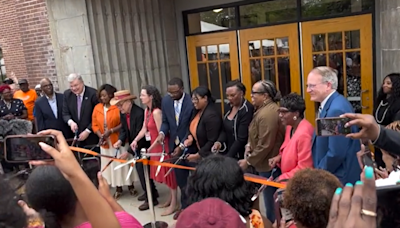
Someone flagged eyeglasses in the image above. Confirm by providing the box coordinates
[191,97,199,103]
[41,84,53,89]
[251,90,265,95]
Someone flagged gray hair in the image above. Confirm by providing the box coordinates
[312,66,338,90]
[67,73,83,83]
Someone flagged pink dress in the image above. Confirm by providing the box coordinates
[146,108,177,189]
[74,211,142,228]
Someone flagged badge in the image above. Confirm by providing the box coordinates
[145,132,151,141]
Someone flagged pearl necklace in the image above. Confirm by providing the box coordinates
[375,100,389,124]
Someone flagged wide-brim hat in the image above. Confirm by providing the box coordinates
[110,90,137,106]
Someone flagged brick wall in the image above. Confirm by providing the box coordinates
[0,0,57,89]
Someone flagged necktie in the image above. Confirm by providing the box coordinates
[318,106,323,117]
[174,101,181,125]
[77,95,82,120]
[174,101,181,145]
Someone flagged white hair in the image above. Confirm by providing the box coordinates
[312,66,338,90]
[67,73,83,83]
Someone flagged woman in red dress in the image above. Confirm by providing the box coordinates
[131,85,178,216]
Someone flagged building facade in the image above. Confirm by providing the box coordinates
[0,0,398,124]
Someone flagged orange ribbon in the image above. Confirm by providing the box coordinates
[69,146,286,189]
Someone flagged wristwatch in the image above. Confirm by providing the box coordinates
[179,143,186,150]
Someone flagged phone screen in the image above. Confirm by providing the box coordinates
[82,157,100,188]
[5,136,55,162]
[316,117,352,136]
[377,185,400,228]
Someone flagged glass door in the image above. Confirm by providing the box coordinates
[186,31,239,115]
[239,23,301,100]
[301,14,373,124]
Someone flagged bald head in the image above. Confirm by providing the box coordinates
[40,78,54,96]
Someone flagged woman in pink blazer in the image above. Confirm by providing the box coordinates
[269,93,314,181]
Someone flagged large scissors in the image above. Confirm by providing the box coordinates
[114,149,141,181]
[71,130,79,147]
[155,143,166,177]
[245,168,277,201]
[163,148,189,178]
[101,148,119,173]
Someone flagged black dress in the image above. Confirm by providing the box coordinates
[374,98,400,168]
[0,99,26,118]
[222,117,235,153]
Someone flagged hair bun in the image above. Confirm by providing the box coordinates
[273,91,282,102]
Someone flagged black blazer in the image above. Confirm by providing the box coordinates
[184,103,223,157]
[374,126,400,156]
[217,99,254,159]
[34,93,73,139]
[119,103,150,155]
[62,86,99,145]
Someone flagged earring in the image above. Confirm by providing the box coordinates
[293,116,297,120]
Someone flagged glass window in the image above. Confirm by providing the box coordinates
[239,0,297,27]
[301,0,374,18]
[187,7,237,34]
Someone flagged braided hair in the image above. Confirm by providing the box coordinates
[259,80,281,102]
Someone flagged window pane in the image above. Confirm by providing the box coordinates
[187,7,237,34]
[240,0,297,27]
[301,0,374,19]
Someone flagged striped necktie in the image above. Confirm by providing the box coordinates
[174,101,181,145]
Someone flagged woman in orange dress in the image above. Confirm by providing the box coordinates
[131,85,178,216]
[92,84,137,199]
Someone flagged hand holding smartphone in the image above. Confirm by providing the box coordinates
[315,117,352,136]
[4,135,56,163]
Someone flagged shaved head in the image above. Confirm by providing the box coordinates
[40,78,54,96]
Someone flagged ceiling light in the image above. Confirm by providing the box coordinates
[213,8,223,13]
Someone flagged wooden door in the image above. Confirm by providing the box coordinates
[187,31,239,115]
[240,23,301,100]
[302,14,373,124]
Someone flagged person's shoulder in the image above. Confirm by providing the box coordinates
[35,96,46,104]
[63,89,72,96]
[86,86,97,94]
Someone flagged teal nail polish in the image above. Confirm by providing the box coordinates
[365,166,374,179]
[335,188,342,195]
[356,181,363,185]
[345,183,353,187]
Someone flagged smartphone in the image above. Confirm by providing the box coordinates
[359,140,377,168]
[274,188,293,227]
[315,117,352,136]
[4,135,56,163]
[376,185,400,228]
[81,157,100,188]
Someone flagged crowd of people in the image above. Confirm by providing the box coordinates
[0,66,398,228]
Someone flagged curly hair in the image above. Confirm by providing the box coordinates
[0,177,27,228]
[186,155,253,217]
[280,93,306,118]
[25,166,77,228]
[97,84,117,101]
[283,168,342,228]
[142,85,162,111]
[376,73,400,107]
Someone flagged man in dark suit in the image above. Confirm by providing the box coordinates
[308,66,361,184]
[62,73,99,147]
[34,78,72,139]
[111,90,158,211]
[156,78,194,220]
